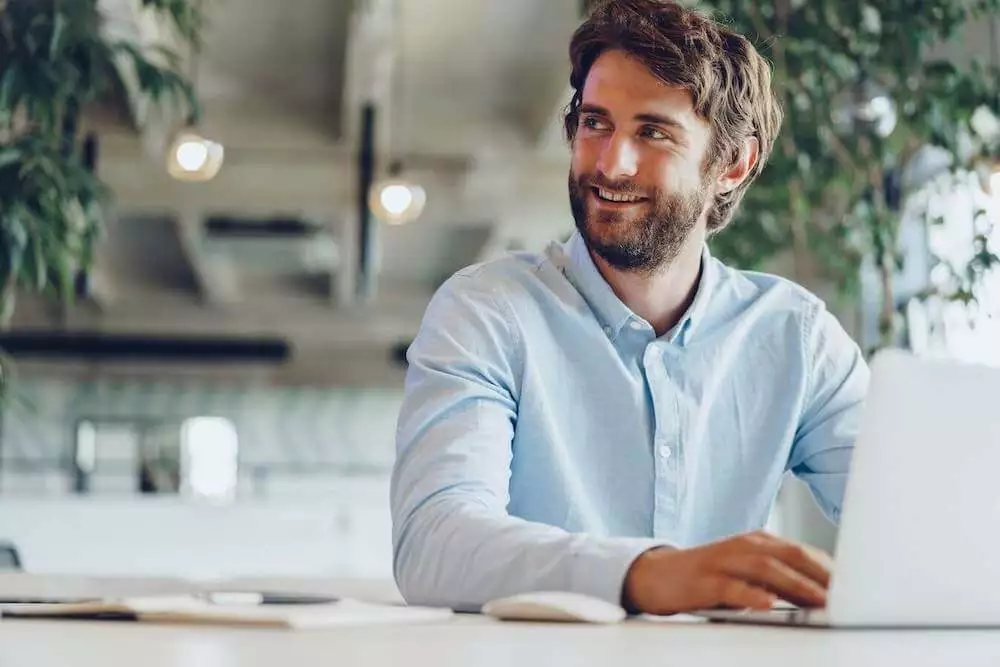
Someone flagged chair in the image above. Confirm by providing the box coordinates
[0,540,22,570]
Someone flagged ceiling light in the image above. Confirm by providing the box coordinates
[176,140,209,172]
[167,131,224,182]
[369,178,426,225]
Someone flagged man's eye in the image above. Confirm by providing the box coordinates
[580,115,607,131]
[641,127,670,141]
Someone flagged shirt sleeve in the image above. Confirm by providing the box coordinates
[390,271,666,612]
[788,306,871,524]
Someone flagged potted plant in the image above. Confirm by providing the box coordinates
[0,0,205,403]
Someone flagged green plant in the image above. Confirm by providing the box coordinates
[705,0,1000,350]
[0,0,205,403]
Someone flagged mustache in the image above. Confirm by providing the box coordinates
[576,173,647,197]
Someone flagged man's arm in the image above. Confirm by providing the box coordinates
[788,307,871,523]
[390,272,664,611]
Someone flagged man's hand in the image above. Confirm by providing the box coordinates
[622,531,833,615]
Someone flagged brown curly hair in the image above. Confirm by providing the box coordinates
[564,0,783,233]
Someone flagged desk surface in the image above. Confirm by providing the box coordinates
[4,613,1000,667]
[2,575,1000,666]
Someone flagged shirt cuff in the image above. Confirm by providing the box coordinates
[568,537,674,607]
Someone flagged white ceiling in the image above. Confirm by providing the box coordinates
[198,0,353,108]
[188,0,579,153]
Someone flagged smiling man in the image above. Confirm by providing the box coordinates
[391,0,869,615]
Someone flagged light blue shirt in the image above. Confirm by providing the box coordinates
[391,231,869,611]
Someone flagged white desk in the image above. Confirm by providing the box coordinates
[5,610,1000,666]
[2,575,1000,666]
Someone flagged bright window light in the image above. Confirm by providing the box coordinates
[181,417,238,501]
[75,420,97,473]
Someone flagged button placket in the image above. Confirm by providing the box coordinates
[649,354,683,535]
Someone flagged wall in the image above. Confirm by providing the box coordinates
[0,375,401,579]
[1,377,402,484]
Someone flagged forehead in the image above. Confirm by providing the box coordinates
[582,50,705,135]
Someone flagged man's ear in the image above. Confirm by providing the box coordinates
[716,136,760,194]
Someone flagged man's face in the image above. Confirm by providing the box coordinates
[569,49,716,273]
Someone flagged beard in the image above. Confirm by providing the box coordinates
[568,170,710,275]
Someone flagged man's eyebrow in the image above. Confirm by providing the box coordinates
[634,113,687,132]
[578,103,610,116]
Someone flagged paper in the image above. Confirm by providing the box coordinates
[0,594,453,629]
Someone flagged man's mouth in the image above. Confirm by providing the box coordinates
[591,186,647,204]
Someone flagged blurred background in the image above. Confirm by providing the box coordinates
[0,0,998,585]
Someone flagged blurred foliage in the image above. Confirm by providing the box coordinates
[0,0,204,403]
[705,0,1000,349]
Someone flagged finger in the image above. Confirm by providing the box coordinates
[715,578,776,611]
[752,534,832,588]
[723,555,827,608]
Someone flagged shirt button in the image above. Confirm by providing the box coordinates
[629,321,644,331]
[658,444,672,459]
[603,326,613,338]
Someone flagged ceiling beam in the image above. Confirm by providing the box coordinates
[173,213,242,307]
[340,0,396,147]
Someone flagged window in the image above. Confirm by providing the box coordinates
[181,417,239,502]
[906,169,1000,365]
[73,416,238,500]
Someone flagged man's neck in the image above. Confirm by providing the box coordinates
[590,230,706,338]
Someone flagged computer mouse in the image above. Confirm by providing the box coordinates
[482,591,626,624]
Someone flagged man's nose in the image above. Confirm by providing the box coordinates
[597,133,639,180]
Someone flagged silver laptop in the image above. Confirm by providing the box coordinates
[699,348,1000,628]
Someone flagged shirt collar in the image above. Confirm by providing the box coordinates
[558,230,716,346]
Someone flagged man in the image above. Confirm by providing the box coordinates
[391,0,868,616]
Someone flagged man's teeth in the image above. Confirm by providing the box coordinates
[596,187,643,203]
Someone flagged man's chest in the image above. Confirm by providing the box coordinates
[513,333,810,482]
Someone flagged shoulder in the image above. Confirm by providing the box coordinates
[417,250,552,345]
[720,262,825,314]
[710,260,829,337]
[711,259,863,375]
[431,246,566,316]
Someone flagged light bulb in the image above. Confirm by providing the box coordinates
[175,140,209,172]
[369,177,426,224]
[380,184,414,215]
[166,131,225,182]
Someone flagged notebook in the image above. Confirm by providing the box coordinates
[0,594,453,629]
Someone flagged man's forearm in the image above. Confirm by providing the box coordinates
[393,494,668,611]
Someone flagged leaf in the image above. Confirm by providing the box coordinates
[0,291,15,328]
[49,10,67,61]
[32,233,46,290]
[0,147,20,169]
[0,66,20,117]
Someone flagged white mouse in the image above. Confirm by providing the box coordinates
[482,591,626,624]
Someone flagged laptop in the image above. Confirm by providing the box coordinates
[698,348,1000,628]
